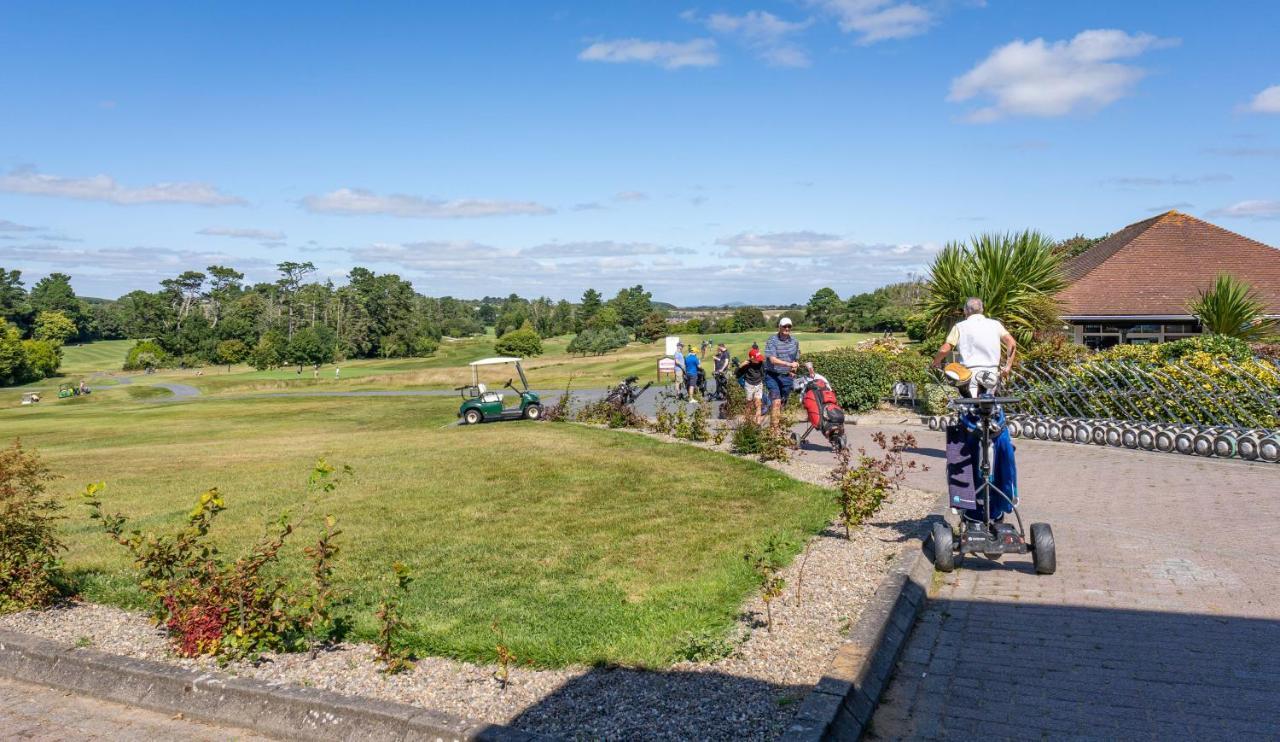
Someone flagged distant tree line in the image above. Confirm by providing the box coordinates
[0,270,85,384]
[804,282,924,333]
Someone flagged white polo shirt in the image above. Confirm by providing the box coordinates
[945,314,1010,369]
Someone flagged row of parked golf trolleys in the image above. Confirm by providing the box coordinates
[927,414,1280,462]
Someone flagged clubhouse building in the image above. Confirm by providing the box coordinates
[1059,211,1280,348]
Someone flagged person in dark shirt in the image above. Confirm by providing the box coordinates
[739,347,766,422]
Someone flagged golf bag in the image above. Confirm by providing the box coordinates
[711,371,729,400]
[696,367,707,396]
[800,377,847,450]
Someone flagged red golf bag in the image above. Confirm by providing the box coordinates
[801,378,847,451]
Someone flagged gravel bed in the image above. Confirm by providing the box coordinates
[0,426,936,740]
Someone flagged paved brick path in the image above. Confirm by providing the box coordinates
[858,426,1280,740]
[0,676,273,740]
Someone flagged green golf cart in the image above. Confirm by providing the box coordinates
[457,357,542,424]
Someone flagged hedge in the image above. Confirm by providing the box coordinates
[804,345,930,414]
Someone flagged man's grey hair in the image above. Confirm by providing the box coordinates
[964,297,984,316]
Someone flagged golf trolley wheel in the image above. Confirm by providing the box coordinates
[930,521,955,573]
[1154,428,1176,453]
[832,433,848,452]
[1059,423,1075,443]
[1007,419,1022,438]
[523,404,543,420]
[1174,429,1196,455]
[1237,432,1261,461]
[463,409,483,425]
[928,416,941,431]
[1104,424,1123,447]
[1030,522,1056,575]
[1213,432,1238,459]
[1193,430,1216,457]
[1091,425,1108,446]
[1047,420,1063,441]
[1121,426,1140,449]
[1034,420,1050,440]
[1257,434,1280,464]
[1073,422,1091,444]
[1137,426,1156,451]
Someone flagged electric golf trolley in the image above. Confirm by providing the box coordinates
[456,357,542,424]
[930,393,1057,575]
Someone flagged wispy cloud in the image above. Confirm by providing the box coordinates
[716,230,937,264]
[1146,202,1195,213]
[301,188,554,218]
[694,10,812,67]
[614,190,649,202]
[1204,146,1280,158]
[0,168,245,206]
[0,243,272,272]
[1101,174,1231,187]
[1243,84,1280,114]
[572,202,605,211]
[0,219,38,232]
[814,0,933,44]
[1207,200,1280,220]
[519,241,686,258]
[578,38,719,69]
[949,30,1178,122]
[197,226,286,240]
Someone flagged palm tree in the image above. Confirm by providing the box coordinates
[1189,274,1277,340]
[921,231,1066,344]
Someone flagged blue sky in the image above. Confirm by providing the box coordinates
[1,0,1277,303]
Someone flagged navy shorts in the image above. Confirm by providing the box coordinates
[764,371,794,404]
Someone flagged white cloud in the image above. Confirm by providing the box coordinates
[949,30,1178,122]
[519,241,678,258]
[1207,200,1280,220]
[614,190,649,202]
[351,240,513,268]
[0,244,272,272]
[816,0,932,44]
[0,219,38,232]
[197,226,286,240]
[1102,174,1232,187]
[716,231,937,266]
[1244,85,1280,114]
[572,201,605,211]
[301,188,554,218]
[578,38,719,69]
[701,10,812,67]
[0,168,244,206]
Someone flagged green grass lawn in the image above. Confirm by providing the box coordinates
[57,339,134,376]
[3,389,836,668]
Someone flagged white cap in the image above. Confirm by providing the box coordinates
[778,316,793,327]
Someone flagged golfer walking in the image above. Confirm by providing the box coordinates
[931,297,1017,395]
[764,317,800,430]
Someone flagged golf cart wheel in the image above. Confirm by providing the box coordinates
[1237,433,1260,461]
[1137,427,1156,451]
[463,409,482,425]
[1154,429,1176,453]
[1121,427,1139,449]
[1030,523,1056,575]
[1193,431,1215,457]
[1174,430,1195,455]
[523,404,542,420]
[930,522,955,573]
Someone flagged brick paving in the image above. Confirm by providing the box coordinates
[0,676,273,740]
[858,426,1280,740]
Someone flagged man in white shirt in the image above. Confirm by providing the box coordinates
[931,297,1016,396]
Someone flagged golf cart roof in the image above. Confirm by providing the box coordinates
[469,356,522,366]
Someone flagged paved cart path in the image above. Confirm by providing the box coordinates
[0,676,273,740]
[862,426,1280,740]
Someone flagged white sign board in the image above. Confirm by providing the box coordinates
[664,335,681,356]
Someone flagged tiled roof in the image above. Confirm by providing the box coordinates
[1059,211,1280,317]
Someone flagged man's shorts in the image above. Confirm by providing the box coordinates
[745,382,764,401]
[764,372,794,404]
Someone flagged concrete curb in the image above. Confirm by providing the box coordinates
[781,495,945,741]
[0,629,543,741]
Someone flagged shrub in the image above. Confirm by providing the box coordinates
[494,327,543,358]
[676,627,736,662]
[567,326,629,355]
[375,562,414,674]
[82,460,351,662]
[124,340,170,371]
[744,536,787,632]
[0,441,64,614]
[577,398,645,429]
[20,340,61,379]
[805,347,929,413]
[718,373,747,419]
[730,418,766,455]
[829,432,922,539]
